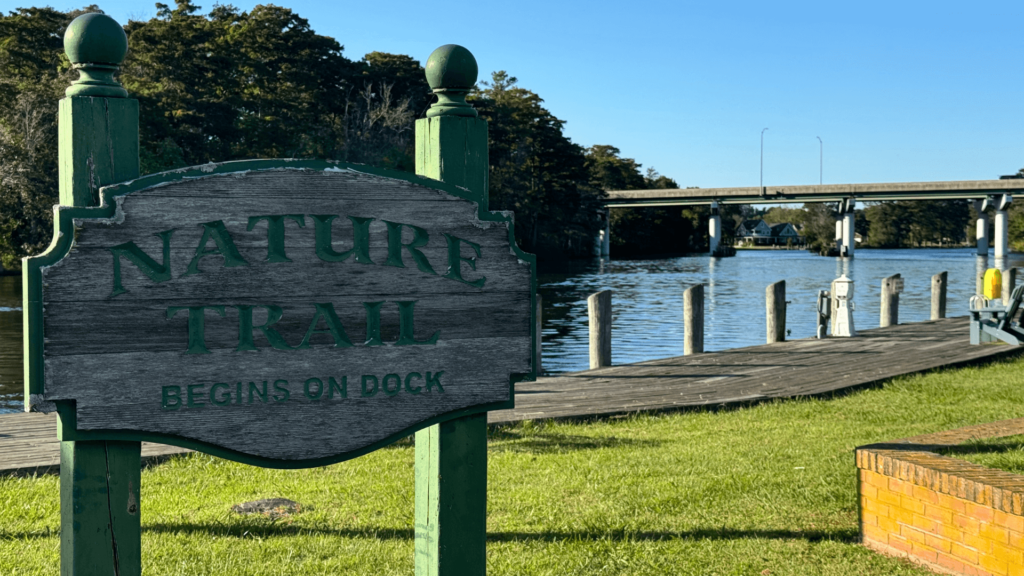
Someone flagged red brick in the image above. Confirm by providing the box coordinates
[863,470,887,488]
[982,523,1012,545]
[915,484,941,504]
[996,511,1024,533]
[993,543,1024,567]
[861,483,878,500]
[862,524,890,544]
[1008,530,1024,549]
[971,503,997,523]
[878,515,899,534]
[966,533,995,554]
[963,564,996,576]
[892,507,916,525]
[940,523,965,543]
[958,513,983,533]
[889,533,913,554]
[936,550,967,572]
[953,542,981,564]
[980,552,1009,576]
[912,541,940,563]
[861,511,879,527]
[902,524,928,544]
[878,489,901,507]
[902,495,926,515]
[926,532,953,553]
[926,504,955,524]
[942,494,969,514]
[911,514,939,534]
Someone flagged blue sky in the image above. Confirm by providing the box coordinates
[34,0,1024,188]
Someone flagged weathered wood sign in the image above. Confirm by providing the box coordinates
[25,159,535,465]
[42,15,511,574]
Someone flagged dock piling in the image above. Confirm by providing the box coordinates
[684,284,704,355]
[881,274,902,327]
[535,294,543,374]
[931,272,947,320]
[1003,268,1017,306]
[588,290,612,368]
[766,280,786,343]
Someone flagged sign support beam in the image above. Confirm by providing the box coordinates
[414,45,490,576]
[55,13,142,576]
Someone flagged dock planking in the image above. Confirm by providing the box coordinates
[1,316,1019,475]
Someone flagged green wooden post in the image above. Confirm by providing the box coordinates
[414,44,489,576]
[57,13,142,576]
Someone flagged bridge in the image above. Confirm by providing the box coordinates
[596,179,1024,258]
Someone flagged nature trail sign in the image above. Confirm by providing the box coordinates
[27,160,532,464]
[28,13,533,575]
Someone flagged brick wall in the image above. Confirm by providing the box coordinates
[857,419,1024,576]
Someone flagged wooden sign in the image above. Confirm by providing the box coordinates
[25,159,535,465]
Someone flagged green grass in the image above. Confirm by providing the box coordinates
[6,356,1024,575]
[938,434,1024,475]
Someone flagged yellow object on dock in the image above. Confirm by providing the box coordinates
[984,268,1003,300]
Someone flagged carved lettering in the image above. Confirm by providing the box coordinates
[109,229,174,297]
[247,215,306,263]
[184,220,248,276]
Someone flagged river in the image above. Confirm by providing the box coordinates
[0,248,1017,413]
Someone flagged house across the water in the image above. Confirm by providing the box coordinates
[735,219,804,246]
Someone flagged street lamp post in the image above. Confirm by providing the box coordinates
[816,136,823,185]
[760,127,768,193]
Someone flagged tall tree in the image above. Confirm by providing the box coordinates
[0,7,88,270]
[473,72,603,258]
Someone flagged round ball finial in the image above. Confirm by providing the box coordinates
[63,13,129,98]
[425,44,478,118]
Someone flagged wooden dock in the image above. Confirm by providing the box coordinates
[1,316,1019,476]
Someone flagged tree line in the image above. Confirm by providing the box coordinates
[1,3,1021,272]
[0,1,688,271]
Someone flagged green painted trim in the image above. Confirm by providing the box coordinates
[55,398,508,469]
[26,158,536,466]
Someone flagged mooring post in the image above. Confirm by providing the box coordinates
[1003,267,1017,306]
[535,294,543,374]
[931,271,947,320]
[683,284,704,355]
[54,13,142,576]
[414,44,488,576]
[881,274,901,327]
[588,290,612,368]
[766,280,786,343]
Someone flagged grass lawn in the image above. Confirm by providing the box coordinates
[5,354,1024,575]
[939,433,1024,475]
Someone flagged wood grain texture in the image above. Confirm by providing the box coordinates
[932,271,948,320]
[683,284,703,355]
[881,274,901,327]
[588,290,612,369]
[535,294,543,373]
[39,167,532,462]
[1003,268,1017,306]
[766,280,786,344]
[59,98,139,208]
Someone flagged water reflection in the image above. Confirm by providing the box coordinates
[536,248,1022,377]
[0,275,21,413]
[0,247,1020,412]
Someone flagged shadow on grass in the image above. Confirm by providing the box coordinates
[487,429,660,453]
[0,525,858,544]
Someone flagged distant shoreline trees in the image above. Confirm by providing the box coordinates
[0,3,1019,271]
